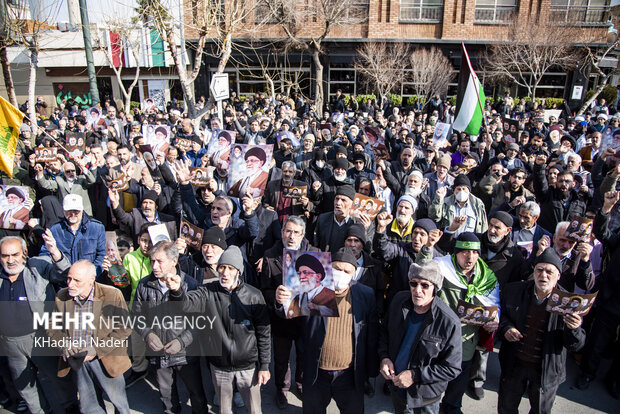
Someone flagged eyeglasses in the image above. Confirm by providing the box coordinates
[409,281,432,290]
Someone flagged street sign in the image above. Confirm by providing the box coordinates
[210,74,229,101]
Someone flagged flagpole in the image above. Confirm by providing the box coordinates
[462,42,490,139]
[20,113,71,154]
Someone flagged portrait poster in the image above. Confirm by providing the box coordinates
[502,117,519,143]
[148,224,171,245]
[566,218,593,243]
[175,137,193,153]
[546,289,598,316]
[364,126,382,147]
[65,132,85,159]
[139,144,161,178]
[283,185,307,199]
[103,172,130,192]
[516,240,534,259]
[276,130,300,148]
[0,185,31,230]
[350,193,385,220]
[373,143,391,162]
[207,129,234,170]
[319,124,334,141]
[227,144,273,198]
[332,112,345,123]
[282,249,338,318]
[189,167,210,187]
[143,124,171,154]
[104,232,129,289]
[432,122,450,147]
[35,147,58,162]
[180,218,204,250]
[456,300,499,326]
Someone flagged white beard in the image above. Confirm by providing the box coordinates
[405,186,422,197]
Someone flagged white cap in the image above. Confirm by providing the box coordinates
[63,194,84,211]
[597,113,608,120]
[574,115,585,122]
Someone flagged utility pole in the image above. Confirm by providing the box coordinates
[78,0,99,106]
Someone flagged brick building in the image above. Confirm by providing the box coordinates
[185,0,615,110]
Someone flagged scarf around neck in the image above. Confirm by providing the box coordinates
[451,255,497,302]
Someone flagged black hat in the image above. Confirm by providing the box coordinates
[142,190,158,204]
[218,130,233,143]
[332,247,358,268]
[5,187,25,200]
[333,157,349,170]
[345,223,366,244]
[520,131,530,137]
[490,211,513,228]
[202,226,227,250]
[190,135,202,145]
[281,119,291,126]
[244,146,267,164]
[413,218,437,235]
[336,185,355,201]
[535,248,563,273]
[295,254,325,280]
[453,174,471,190]
[560,135,576,150]
[335,145,348,156]
[155,126,168,137]
[313,147,325,161]
[454,232,481,254]
[352,151,365,162]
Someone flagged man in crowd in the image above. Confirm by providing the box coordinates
[275,247,379,414]
[379,261,462,413]
[498,249,585,413]
[166,246,271,414]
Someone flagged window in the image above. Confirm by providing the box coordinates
[400,0,444,23]
[474,0,517,23]
[550,0,610,25]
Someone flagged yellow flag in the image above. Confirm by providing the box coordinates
[0,96,24,178]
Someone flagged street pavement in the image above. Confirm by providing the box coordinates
[0,349,616,413]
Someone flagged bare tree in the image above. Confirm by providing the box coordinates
[0,0,58,131]
[99,18,146,112]
[354,41,409,103]
[0,1,18,106]
[257,0,368,112]
[485,17,580,99]
[407,47,453,107]
[137,0,256,119]
[576,39,619,115]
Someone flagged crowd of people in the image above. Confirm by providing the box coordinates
[0,88,618,414]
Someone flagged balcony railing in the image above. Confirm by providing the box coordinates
[549,5,610,25]
[474,6,517,23]
[400,5,444,23]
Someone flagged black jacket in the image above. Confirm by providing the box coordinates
[112,205,178,244]
[533,164,587,232]
[593,211,620,317]
[133,272,199,368]
[169,279,271,371]
[291,283,379,392]
[313,212,373,254]
[379,292,462,407]
[499,280,586,391]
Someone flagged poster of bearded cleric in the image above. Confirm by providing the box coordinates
[227,144,273,198]
[0,186,31,230]
[281,249,338,318]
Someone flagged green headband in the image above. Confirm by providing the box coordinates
[455,240,480,250]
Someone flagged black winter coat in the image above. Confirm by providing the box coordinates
[499,280,586,391]
[132,272,199,368]
[169,279,271,371]
[378,292,462,407]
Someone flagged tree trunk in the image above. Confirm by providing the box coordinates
[216,32,232,75]
[577,72,613,116]
[164,28,197,118]
[265,73,275,101]
[0,44,17,107]
[311,48,323,113]
[27,45,37,133]
[124,66,140,113]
